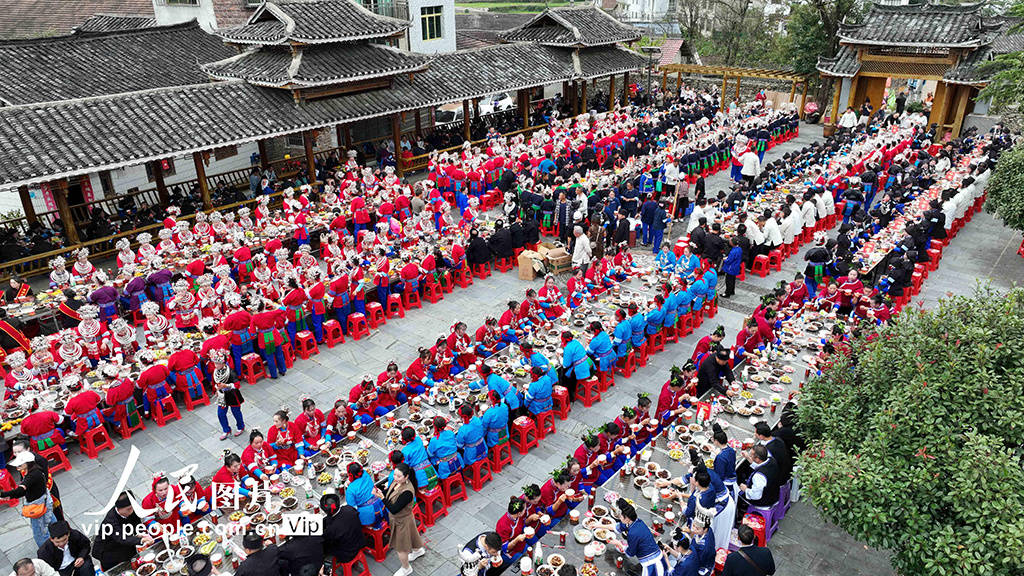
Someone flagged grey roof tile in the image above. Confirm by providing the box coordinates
[203,42,431,87]
[838,1,986,48]
[816,45,860,78]
[219,0,408,45]
[500,6,640,47]
[0,43,645,186]
[73,14,156,35]
[0,21,234,105]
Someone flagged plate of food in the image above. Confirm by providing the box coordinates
[593,528,612,541]
[228,511,245,522]
[591,504,609,517]
[579,563,599,576]
[780,375,793,384]
[280,487,295,498]
[783,366,795,373]
[317,472,333,485]
[537,566,556,576]
[574,528,594,544]
[668,449,684,461]
[548,554,565,568]
[591,541,607,555]
[582,518,599,531]
[769,384,785,392]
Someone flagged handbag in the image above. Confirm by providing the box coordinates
[21,503,47,519]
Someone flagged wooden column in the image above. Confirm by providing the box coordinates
[570,81,578,115]
[391,113,404,178]
[721,76,728,111]
[608,75,616,110]
[950,85,972,138]
[335,125,345,151]
[830,78,842,123]
[622,72,630,105]
[847,76,860,108]
[414,109,422,137]
[52,179,79,245]
[193,152,212,211]
[520,89,530,128]
[343,125,352,148]
[302,130,317,183]
[676,71,682,92]
[18,185,37,224]
[734,76,741,101]
[930,82,951,136]
[789,81,797,103]
[799,82,808,119]
[661,71,667,92]
[257,139,270,171]
[462,99,471,141]
[581,81,588,113]
[150,160,169,206]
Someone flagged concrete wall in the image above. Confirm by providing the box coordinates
[407,0,456,54]
[152,0,219,31]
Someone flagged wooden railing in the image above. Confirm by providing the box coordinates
[0,191,287,283]
[400,123,548,173]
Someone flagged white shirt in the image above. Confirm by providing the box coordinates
[814,194,828,218]
[60,544,75,570]
[763,218,783,247]
[821,190,836,215]
[942,199,957,230]
[572,234,592,267]
[745,461,769,500]
[663,162,679,185]
[743,218,764,245]
[838,111,858,129]
[788,207,804,235]
[801,200,816,228]
[9,560,58,576]
[779,215,795,245]
[687,204,706,233]
[740,151,760,177]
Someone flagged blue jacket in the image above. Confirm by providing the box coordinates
[481,403,510,449]
[714,446,737,483]
[646,307,664,335]
[619,519,660,561]
[523,352,551,370]
[524,370,555,415]
[691,279,708,310]
[703,268,719,292]
[640,199,658,224]
[401,438,438,487]
[676,289,694,317]
[629,313,647,346]
[562,339,591,379]
[652,206,670,231]
[671,552,700,576]
[613,320,632,357]
[427,430,463,479]
[722,246,743,276]
[676,254,700,277]
[586,330,616,371]
[455,416,488,464]
[656,250,677,271]
[482,373,520,411]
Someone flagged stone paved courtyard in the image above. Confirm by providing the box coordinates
[3,122,1021,576]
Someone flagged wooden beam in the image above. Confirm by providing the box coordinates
[52,179,79,245]
[344,125,352,148]
[847,75,860,109]
[193,152,212,211]
[303,130,317,183]
[463,99,471,141]
[789,80,797,103]
[257,139,270,172]
[799,82,808,119]
[414,109,422,137]
[661,70,667,92]
[622,72,629,105]
[520,89,530,128]
[581,81,588,113]
[335,125,344,151]
[608,75,616,110]
[151,160,169,206]
[392,113,404,178]
[950,85,972,138]
[721,76,728,111]
[18,185,36,224]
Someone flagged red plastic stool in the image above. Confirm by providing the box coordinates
[79,426,115,459]
[676,312,693,337]
[132,310,146,327]
[366,302,386,329]
[424,282,444,304]
[38,445,71,473]
[577,377,601,407]
[533,411,556,440]
[737,262,746,281]
[455,267,473,288]
[294,330,320,359]
[552,385,570,420]
[417,486,448,526]
[439,271,455,293]
[495,257,515,273]
[616,350,636,378]
[511,417,538,454]
[361,523,390,563]
[117,413,146,440]
[472,262,491,279]
[182,386,211,411]
[751,255,771,278]
[386,293,405,319]
[490,441,514,472]
[441,472,468,506]
[240,353,266,385]
[464,459,492,491]
[634,342,649,368]
[323,319,345,348]
[413,503,427,533]
[768,250,783,272]
[664,324,678,344]
[331,550,371,576]
[403,289,423,311]
[281,340,296,368]
[927,248,942,271]
[648,331,665,354]
[596,369,615,392]
[152,395,181,427]
[347,314,370,340]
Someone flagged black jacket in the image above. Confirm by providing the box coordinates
[278,535,324,576]
[488,228,514,259]
[508,223,525,250]
[92,508,145,570]
[720,546,776,576]
[39,529,92,571]
[235,544,286,576]
[703,233,727,263]
[696,358,733,397]
[523,220,540,245]
[764,437,792,484]
[689,226,707,256]
[467,237,492,266]
[323,506,365,564]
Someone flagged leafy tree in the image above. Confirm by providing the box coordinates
[797,288,1024,576]
[977,0,1024,109]
[781,3,829,77]
[984,144,1024,233]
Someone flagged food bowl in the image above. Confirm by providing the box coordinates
[138,564,157,576]
[548,554,565,568]
[591,504,608,517]
[282,496,298,509]
[573,528,593,544]
[176,546,195,560]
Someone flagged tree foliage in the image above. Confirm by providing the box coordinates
[978,0,1024,109]
[985,144,1024,233]
[797,287,1024,576]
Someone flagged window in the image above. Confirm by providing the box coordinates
[163,0,200,5]
[286,133,305,147]
[420,5,443,41]
[145,158,176,182]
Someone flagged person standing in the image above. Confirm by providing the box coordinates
[571,226,592,275]
[612,499,668,576]
[650,202,670,255]
[720,525,775,576]
[721,237,743,299]
[640,195,657,245]
[92,491,154,570]
[37,522,92,576]
[383,463,425,576]
[1,452,56,547]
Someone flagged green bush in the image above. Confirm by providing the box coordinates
[797,287,1024,576]
[905,101,925,114]
[985,144,1024,233]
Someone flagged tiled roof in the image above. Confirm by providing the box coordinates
[500,6,641,47]
[203,43,430,87]
[219,0,408,45]
[456,30,503,51]
[576,46,649,80]
[816,45,860,78]
[944,18,1024,85]
[0,0,154,40]
[73,14,156,35]
[0,21,234,106]
[0,43,645,187]
[838,1,987,48]
[454,12,531,32]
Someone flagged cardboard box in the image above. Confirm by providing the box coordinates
[547,254,572,275]
[536,242,557,257]
[546,247,569,260]
[518,252,540,280]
